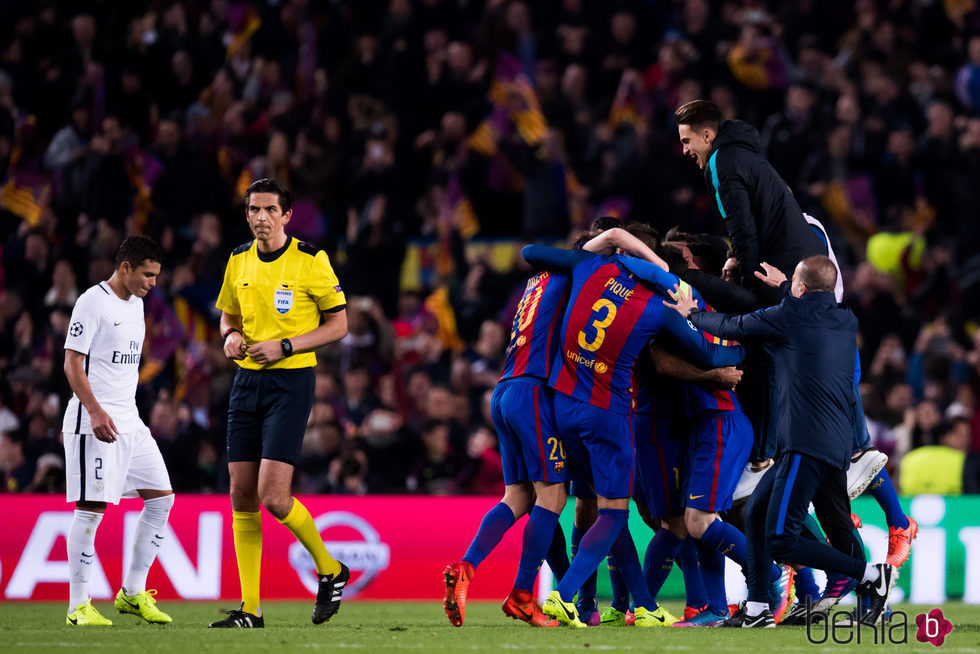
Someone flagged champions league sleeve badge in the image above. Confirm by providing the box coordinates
[274,288,294,314]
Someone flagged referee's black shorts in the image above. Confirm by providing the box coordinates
[227,367,315,466]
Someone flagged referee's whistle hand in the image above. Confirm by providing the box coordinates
[245,341,283,365]
[223,333,248,360]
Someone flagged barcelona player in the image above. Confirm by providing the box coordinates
[442,225,668,628]
[442,262,570,628]
[589,231,733,626]
[521,242,744,627]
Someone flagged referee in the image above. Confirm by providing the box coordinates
[209,178,350,629]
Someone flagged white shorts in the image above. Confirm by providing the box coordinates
[64,426,172,504]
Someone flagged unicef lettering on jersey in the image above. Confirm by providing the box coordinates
[61,283,147,435]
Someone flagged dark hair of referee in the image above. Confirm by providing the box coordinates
[245,178,292,214]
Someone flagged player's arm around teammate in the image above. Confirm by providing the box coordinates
[581,227,670,271]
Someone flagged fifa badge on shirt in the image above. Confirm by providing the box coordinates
[274,288,293,314]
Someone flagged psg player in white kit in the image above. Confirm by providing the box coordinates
[62,236,174,626]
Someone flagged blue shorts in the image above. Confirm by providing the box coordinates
[553,393,634,499]
[634,399,685,519]
[568,480,597,499]
[685,410,753,512]
[491,377,567,485]
[631,469,646,505]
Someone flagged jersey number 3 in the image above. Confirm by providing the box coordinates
[578,298,617,352]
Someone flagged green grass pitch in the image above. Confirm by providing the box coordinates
[1,601,977,652]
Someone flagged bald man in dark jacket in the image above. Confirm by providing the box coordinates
[664,256,896,628]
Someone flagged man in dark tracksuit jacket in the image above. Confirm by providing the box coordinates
[675,100,824,305]
[676,99,825,466]
[664,256,896,628]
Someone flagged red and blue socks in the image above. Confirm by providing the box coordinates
[868,468,909,530]
[557,509,628,602]
[643,528,682,602]
[462,502,515,569]
[514,506,560,592]
[680,537,708,611]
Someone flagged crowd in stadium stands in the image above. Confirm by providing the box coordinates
[1,0,980,495]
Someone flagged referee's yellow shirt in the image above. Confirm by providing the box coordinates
[216,237,346,370]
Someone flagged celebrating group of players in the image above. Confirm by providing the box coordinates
[53,98,921,632]
[441,100,919,630]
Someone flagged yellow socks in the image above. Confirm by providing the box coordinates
[279,498,341,577]
[232,511,262,615]
[234,499,339,616]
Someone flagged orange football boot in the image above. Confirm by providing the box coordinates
[443,561,474,627]
[684,604,707,621]
[502,589,560,627]
[886,516,918,568]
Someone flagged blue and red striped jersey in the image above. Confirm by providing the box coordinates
[521,246,744,416]
[499,271,570,383]
[634,292,742,419]
[617,258,743,416]
[683,297,743,416]
[685,369,742,414]
[632,353,682,418]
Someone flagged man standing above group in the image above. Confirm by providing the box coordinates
[675,99,825,479]
[211,178,350,628]
[674,99,823,306]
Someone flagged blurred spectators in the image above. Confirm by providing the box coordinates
[0,1,979,494]
[900,417,970,495]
